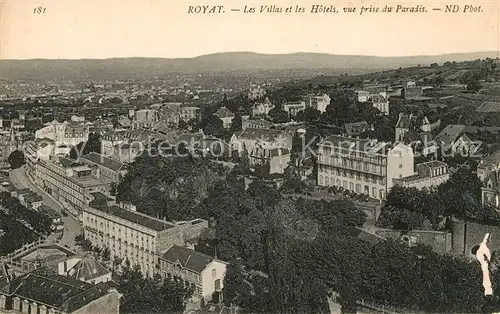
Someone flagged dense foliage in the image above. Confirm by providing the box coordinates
[0,192,52,254]
[69,132,102,159]
[202,176,498,313]
[116,154,228,220]
[117,265,194,314]
[378,167,499,230]
[8,150,25,169]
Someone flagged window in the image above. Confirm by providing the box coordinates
[399,164,403,169]
[212,269,217,277]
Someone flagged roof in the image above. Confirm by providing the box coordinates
[66,255,110,282]
[171,133,204,146]
[319,135,391,155]
[478,150,500,171]
[234,128,291,144]
[0,272,112,313]
[161,245,218,274]
[90,204,176,232]
[419,160,447,170]
[16,188,31,195]
[58,157,80,169]
[370,94,388,103]
[245,119,272,127]
[214,107,234,119]
[435,124,467,146]
[81,152,125,172]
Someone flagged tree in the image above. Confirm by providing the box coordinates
[69,132,102,159]
[200,114,225,138]
[466,79,481,92]
[102,247,111,261]
[268,108,290,124]
[296,107,321,122]
[8,150,25,169]
[231,112,243,132]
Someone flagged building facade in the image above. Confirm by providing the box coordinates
[230,128,292,155]
[369,94,389,115]
[481,167,500,210]
[282,101,306,117]
[305,94,331,113]
[180,107,201,123]
[393,161,450,190]
[82,199,208,277]
[132,109,159,129]
[249,143,291,174]
[242,118,272,130]
[35,120,89,147]
[317,136,414,200]
[251,98,274,117]
[32,157,112,216]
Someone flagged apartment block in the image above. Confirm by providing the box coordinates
[32,156,113,216]
[317,136,414,200]
[82,196,208,277]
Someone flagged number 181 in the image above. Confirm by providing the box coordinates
[33,6,46,14]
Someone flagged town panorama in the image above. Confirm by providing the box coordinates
[0,52,500,314]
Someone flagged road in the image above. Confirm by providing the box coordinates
[9,165,81,248]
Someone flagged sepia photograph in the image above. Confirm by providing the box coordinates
[0,0,499,313]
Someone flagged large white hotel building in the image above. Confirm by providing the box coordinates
[317,135,415,200]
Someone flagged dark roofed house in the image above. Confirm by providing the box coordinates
[160,245,228,306]
[214,107,235,129]
[0,271,121,314]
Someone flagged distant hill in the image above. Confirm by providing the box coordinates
[1,51,498,81]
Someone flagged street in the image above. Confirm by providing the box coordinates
[9,165,81,248]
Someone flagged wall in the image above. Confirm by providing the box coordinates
[451,219,500,256]
[72,289,121,314]
[201,261,227,302]
[375,229,452,254]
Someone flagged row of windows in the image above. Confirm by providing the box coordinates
[319,165,385,185]
[86,230,156,263]
[85,214,156,247]
[318,175,385,198]
[318,156,386,174]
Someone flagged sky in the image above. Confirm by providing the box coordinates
[0,0,499,59]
